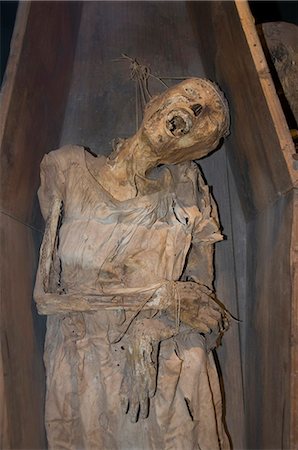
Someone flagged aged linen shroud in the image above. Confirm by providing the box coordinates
[34,78,230,449]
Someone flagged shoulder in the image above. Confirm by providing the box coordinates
[40,145,86,172]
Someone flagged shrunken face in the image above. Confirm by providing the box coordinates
[140,78,229,164]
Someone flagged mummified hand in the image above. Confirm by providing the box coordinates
[120,318,175,423]
[167,281,229,337]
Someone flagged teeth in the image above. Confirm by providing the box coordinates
[166,109,193,137]
[168,116,187,136]
[191,104,203,117]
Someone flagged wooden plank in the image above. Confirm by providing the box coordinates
[0,1,82,230]
[3,3,295,448]
[290,190,298,449]
[245,192,293,449]
[201,148,246,449]
[191,1,296,220]
[0,2,30,143]
[192,3,297,448]
[236,2,297,185]
[0,213,46,449]
[60,1,206,153]
[261,21,298,126]
[226,158,248,389]
[0,336,9,449]
[0,3,82,447]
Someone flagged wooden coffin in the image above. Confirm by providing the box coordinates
[0,1,296,448]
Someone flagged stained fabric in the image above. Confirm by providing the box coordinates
[36,145,230,449]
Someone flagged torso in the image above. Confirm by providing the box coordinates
[56,148,202,295]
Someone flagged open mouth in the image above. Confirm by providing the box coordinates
[166,109,193,137]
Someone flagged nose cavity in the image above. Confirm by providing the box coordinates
[191,104,203,117]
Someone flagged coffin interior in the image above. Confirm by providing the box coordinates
[60,4,245,446]
[1,2,295,449]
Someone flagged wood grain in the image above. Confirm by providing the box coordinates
[190,1,296,220]
[261,21,298,126]
[60,1,206,153]
[201,148,245,449]
[290,190,298,449]
[0,1,82,230]
[192,2,297,448]
[0,213,46,449]
[245,192,293,449]
[0,2,82,447]
[0,335,9,449]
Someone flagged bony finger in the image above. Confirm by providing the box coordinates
[128,396,140,423]
[139,393,149,419]
[224,314,230,327]
[203,317,221,332]
[219,317,226,333]
[221,314,230,332]
[201,298,221,311]
[119,377,130,414]
[196,322,210,334]
[202,316,220,332]
[202,308,221,321]
[147,368,157,398]
[120,394,129,415]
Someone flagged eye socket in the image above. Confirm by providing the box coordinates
[166,113,193,137]
[191,104,203,117]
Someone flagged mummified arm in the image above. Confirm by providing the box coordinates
[34,291,168,315]
[167,165,229,339]
[119,179,228,422]
[34,195,64,311]
[119,282,228,423]
[34,196,62,295]
[33,193,164,314]
[166,280,228,334]
[33,146,128,315]
[158,242,230,356]
[33,195,115,315]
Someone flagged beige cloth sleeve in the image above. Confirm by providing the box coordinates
[38,150,67,221]
[184,168,223,289]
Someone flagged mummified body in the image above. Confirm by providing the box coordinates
[34,78,231,449]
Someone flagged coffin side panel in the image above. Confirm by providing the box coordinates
[246,192,293,449]
[0,213,46,449]
[0,2,82,447]
[0,1,82,230]
[190,1,294,219]
[291,190,298,449]
[201,149,245,449]
[0,337,9,449]
[192,2,296,447]
[60,2,246,447]
[60,1,205,153]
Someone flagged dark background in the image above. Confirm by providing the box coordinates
[1,1,18,83]
[1,1,297,85]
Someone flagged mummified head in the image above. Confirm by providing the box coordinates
[140,78,230,164]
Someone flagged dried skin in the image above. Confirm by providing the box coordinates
[34,78,231,449]
[168,282,229,334]
[120,318,176,423]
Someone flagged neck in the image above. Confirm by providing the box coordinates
[97,132,159,201]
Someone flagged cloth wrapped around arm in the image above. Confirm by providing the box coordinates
[34,150,66,302]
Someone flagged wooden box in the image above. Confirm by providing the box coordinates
[1,2,296,448]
